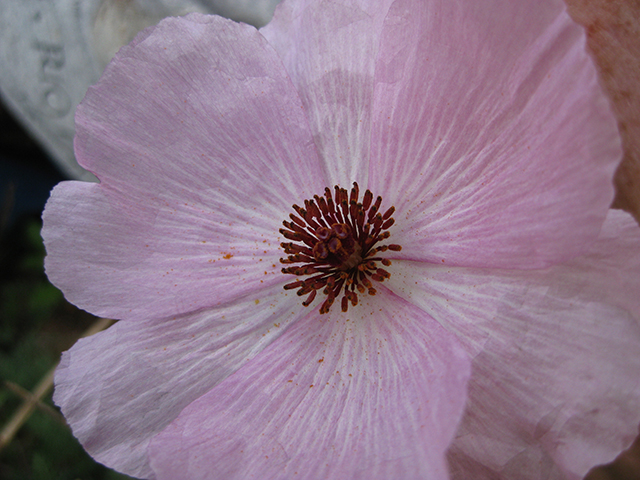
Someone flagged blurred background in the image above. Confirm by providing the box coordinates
[0,0,639,479]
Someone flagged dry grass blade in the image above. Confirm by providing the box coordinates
[0,317,114,451]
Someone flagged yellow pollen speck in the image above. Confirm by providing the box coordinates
[255,299,260,305]
[223,253,233,259]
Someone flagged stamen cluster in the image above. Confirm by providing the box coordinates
[280,182,401,314]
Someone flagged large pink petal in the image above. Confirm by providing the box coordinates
[261,0,394,187]
[370,0,621,269]
[43,180,284,320]
[148,292,470,480]
[54,285,307,480]
[385,210,640,479]
[43,14,324,320]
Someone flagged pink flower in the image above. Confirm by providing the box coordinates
[42,0,640,479]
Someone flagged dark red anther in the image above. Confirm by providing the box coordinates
[368,196,382,220]
[284,243,314,257]
[307,200,322,220]
[290,214,306,228]
[279,229,301,241]
[362,190,373,210]
[320,295,335,314]
[350,182,359,204]
[283,221,306,235]
[315,195,329,216]
[302,290,317,307]
[356,208,365,233]
[381,218,395,230]
[339,195,350,220]
[324,188,335,213]
[304,210,320,230]
[293,204,305,218]
[372,214,383,231]
[349,200,358,221]
[283,280,303,290]
[288,254,316,264]
[348,290,358,306]
[376,268,391,279]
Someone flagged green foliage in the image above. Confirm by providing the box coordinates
[0,217,134,480]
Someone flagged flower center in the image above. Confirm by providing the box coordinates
[279,182,401,314]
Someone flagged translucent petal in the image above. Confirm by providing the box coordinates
[149,292,470,480]
[370,0,620,269]
[54,286,306,479]
[386,210,640,479]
